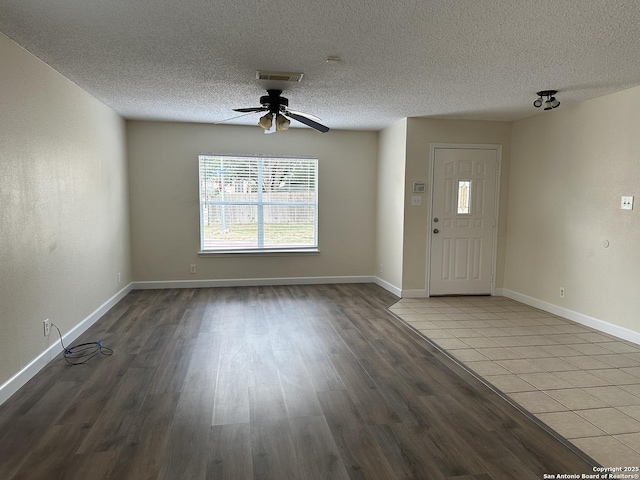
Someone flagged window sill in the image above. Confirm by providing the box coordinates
[198,248,320,257]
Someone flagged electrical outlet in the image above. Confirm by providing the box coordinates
[117,272,121,284]
[43,319,50,337]
[559,288,565,299]
[189,264,197,274]
[379,263,383,274]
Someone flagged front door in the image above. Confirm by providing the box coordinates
[429,146,499,295]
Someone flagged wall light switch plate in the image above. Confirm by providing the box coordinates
[621,195,634,210]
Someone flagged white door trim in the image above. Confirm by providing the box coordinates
[426,143,502,297]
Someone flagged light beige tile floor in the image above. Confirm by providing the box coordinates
[390,295,640,467]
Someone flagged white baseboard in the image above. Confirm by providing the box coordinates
[373,277,402,297]
[132,276,376,290]
[502,288,640,346]
[494,287,504,296]
[401,289,428,298]
[0,283,133,407]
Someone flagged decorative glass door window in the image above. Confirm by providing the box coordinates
[457,180,471,214]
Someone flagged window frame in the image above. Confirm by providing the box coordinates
[198,154,319,255]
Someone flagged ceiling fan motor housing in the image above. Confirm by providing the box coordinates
[261,89,288,113]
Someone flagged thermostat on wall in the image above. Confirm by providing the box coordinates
[413,182,426,193]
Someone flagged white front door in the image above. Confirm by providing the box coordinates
[429,147,499,295]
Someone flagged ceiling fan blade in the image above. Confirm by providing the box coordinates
[214,111,259,125]
[284,111,330,133]
[233,107,268,113]
[285,109,323,123]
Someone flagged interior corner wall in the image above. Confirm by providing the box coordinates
[403,118,512,292]
[126,121,377,282]
[504,86,640,333]
[0,33,131,387]
[375,119,408,292]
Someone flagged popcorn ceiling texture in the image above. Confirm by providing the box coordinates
[1,0,640,129]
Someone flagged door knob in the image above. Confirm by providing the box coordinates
[433,229,439,234]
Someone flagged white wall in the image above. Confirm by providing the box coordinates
[0,34,130,388]
[126,121,378,282]
[505,86,640,332]
[375,119,408,293]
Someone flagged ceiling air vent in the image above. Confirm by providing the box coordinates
[256,71,304,82]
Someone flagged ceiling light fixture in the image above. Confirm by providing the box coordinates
[534,90,560,111]
[258,113,291,133]
[258,112,273,130]
[275,114,290,132]
[234,90,329,133]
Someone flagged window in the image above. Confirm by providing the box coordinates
[199,155,318,252]
[457,180,471,214]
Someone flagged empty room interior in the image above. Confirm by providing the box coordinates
[1,1,640,478]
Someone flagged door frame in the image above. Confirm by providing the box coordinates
[426,143,502,297]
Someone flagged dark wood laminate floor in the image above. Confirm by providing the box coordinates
[0,284,596,479]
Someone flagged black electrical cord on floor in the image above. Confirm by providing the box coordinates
[51,323,113,365]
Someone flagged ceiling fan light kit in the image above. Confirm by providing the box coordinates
[534,90,560,111]
[258,112,273,130]
[275,114,290,131]
[232,89,330,133]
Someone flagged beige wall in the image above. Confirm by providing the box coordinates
[127,121,377,282]
[375,119,408,291]
[505,86,640,331]
[0,34,130,386]
[402,118,512,292]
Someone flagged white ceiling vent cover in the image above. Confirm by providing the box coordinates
[256,71,304,82]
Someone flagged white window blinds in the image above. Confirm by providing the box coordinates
[199,155,318,251]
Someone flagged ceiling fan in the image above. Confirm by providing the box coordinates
[232,89,330,133]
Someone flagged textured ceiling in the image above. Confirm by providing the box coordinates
[2,0,640,130]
